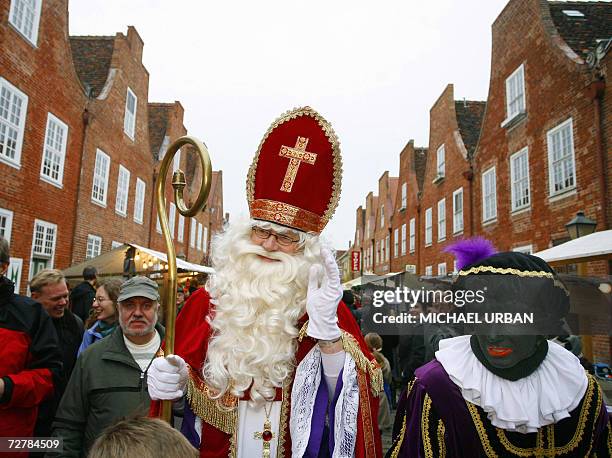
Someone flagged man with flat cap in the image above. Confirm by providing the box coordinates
[51,276,165,457]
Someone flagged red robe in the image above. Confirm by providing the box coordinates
[151,288,382,457]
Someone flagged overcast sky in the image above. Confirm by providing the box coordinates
[69,0,511,249]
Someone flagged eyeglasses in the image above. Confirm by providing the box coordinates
[251,226,300,246]
[93,296,112,304]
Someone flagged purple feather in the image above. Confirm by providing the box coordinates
[444,237,497,271]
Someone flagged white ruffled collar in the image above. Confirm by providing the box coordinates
[435,335,588,433]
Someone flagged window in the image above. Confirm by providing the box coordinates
[8,0,42,46]
[40,113,68,186]
[156,211,161,234]
[425,207,432,246]
[504,64,525,122]
[365,219,370,238]
[513,245,533,254]
[453,260,458,273]
[562,9,584,17]
[197,222,203,250]
[115,165,130,216]
[385,236,389,262]
[0,78,28,168]
[547,118,576,196]
[178,214,185,243]
[394,228,399,258]
[169,203,176,239]
[380,205,384,228]
[173,149,181,173]
[425,266,433,276]
[482,167,497,222]
[375,241,380,264]
[436,145,445,178]
[437,198,446,241]
[0,207,14,242]
[86,235,102,260]
[31,219,56,274]
[453,188,464,233]
[401,224,407,256]
[124,87,137,140]
[409,218,416,253]
[510,148,530,211]
[92,149,110,206]
[134,178,145,224]
[356,229,360,245]
[111,240,123,249]
[203,227,208,254]
[401,183,407,209]
[189,218,196,248]
[438,263,447,275]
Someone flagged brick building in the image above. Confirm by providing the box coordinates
[350,206,365,277]
[372,172,398,275]
[390,141,427,275]
[362,192,379,274]
[473,0,610,260]
[420,85,485,276]
[0,0,225,292]
[0,0,86,291]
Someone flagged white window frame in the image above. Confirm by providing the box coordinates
[86,234,102,260]
[115,165,130,216]
[169,202,176,239]
[409,218,416,253]
[123,87,137,140]
[436,145,445,178]
[111,240,123,249]
[156,211,162,234]
[401,223,407,256]
[504,64,525,123]
[375,240,380,264]
[547,118,576,196]
[190,218,196,248]
[510,147,530,211]
[91,149,110,206]
[8,0,42,46]
[173,149,181,173]
[178,214,185,243]
[385,235,389,262]
[482,167,497,223]
[437,198,446,242]
[203,227,208,254]
[40,113,68,187]
[438,263,447,275]
[453,260,458,273]
[453,188,464,234]
[513,244,533,254]
[134,178,145,224]
[0,78,28,169]
[401,183,407,209]
[30,219,57,272]
[425,207,432,246]
[393,228,399,258]
[425,265,433,276]
[0,207,14,242]
[197,222,203,250]
[380,205,384,228]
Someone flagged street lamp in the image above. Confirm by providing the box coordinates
[565,211,597,240]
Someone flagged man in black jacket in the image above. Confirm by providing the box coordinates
[69,266,97,322]
[0,236,62,444]
[30,269,84,439]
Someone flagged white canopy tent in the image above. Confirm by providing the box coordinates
[533,230,612,266]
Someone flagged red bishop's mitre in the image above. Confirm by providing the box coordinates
[247,107,342,234]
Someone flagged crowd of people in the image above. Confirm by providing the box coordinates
[1,105,610,457]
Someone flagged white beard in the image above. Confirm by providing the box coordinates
[202,219,321,406]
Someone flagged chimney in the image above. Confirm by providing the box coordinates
[126,26,144,62]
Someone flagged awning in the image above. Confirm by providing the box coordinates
[62,243,214,279]
[533,230,612,265]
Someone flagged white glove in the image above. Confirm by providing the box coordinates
[307,247,343,340]
[147,354,188,400]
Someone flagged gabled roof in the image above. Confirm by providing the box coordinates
[548,1,612,59]
[414,148,428,193]
[148,104,171,159]
[455,101,486,158]
[69,36,115,97]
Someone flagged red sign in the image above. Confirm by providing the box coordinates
[351,251,360,272]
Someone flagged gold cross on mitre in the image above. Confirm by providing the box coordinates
[253,419,275,458]
[278,136,318,193]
